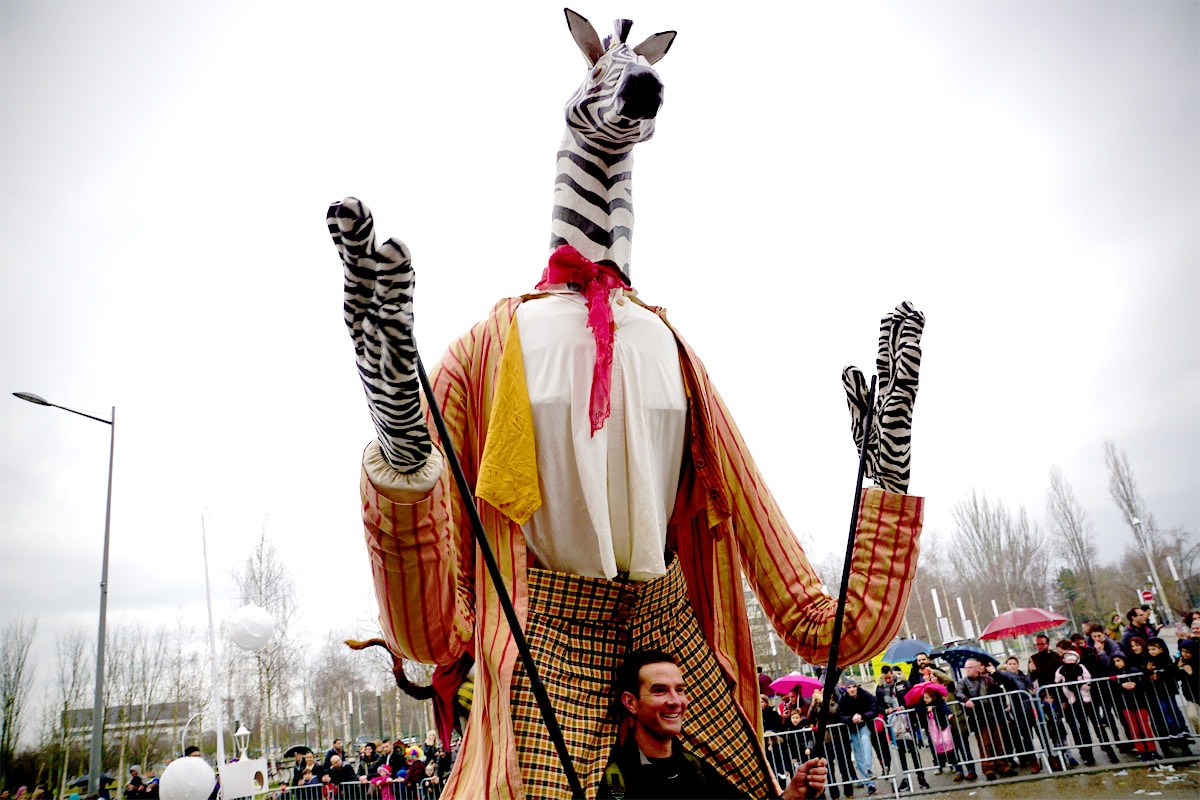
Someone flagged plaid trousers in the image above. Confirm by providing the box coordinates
[510,556,774,799]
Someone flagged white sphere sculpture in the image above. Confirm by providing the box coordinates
[160,755,215,800]
[229,605,275,651]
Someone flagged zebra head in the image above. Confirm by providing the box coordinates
[563,9,676,153]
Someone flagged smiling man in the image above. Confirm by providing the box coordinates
[598,650,826,799]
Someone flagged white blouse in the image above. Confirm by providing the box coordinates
[515,289,687,581]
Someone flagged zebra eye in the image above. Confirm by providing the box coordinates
[591,63,604,81]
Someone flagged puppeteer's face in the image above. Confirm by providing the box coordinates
[623,662,687,742]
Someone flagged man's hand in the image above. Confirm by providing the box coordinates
[782,758,827,800]
[328,197,432,473]
[842,301,925,494]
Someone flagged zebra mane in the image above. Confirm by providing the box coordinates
[603,19,633,49]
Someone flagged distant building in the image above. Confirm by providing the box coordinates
[65,702,192,747]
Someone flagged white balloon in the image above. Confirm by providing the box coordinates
[160,756,215,800]
[229,605,275,651]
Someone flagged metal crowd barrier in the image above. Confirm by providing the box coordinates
[279,778,442,800]
[764,672,1197,796]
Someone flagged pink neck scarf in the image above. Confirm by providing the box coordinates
[536,245,632,434]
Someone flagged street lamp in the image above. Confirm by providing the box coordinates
[1131,517,1175,625]
[13,392,115,797]
[234,726,251,760]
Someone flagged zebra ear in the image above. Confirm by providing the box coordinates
[565,8,605,66]
[633,31,676,65]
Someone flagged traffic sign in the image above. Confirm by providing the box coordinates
[1140,589,1154,603]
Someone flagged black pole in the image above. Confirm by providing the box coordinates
[809,375,877,762]
[416,357,586,800]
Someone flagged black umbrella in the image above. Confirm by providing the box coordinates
[940,644,999,678]
[283,745,313,758]
[69,774,115,788]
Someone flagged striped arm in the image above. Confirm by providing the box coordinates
[661,323,923,765]
[329,197,433,473]
[714,365,924,665]
[361,299,534,800]
[842,302,925,494]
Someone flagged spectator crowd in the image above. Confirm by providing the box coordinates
[759,607,1200,796]
[282,734,455,800]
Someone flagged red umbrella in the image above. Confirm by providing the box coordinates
[979,607,1068,640]
[904,680,948,707]
[768,672,823,698]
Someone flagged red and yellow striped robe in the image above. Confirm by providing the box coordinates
[361,295,923,799]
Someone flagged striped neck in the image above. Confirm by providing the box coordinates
[549,128,635,280]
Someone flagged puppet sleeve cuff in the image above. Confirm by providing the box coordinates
[363,440,443,503]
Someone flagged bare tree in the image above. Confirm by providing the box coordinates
[164,613,208,758]
[309,634,368,746]
[1046,465,1102,618]
[48,627,90,799]
[1006,507,1051,608]
[1104,440,1147,527]
[233,527,301,768]
[952,491,1050,619]
[0,614,38,784]
[1104,440,1178,619]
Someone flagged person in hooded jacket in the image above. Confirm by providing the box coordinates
[1109,653,1160,761]
[1143,637,1195,756]
[1054,648,1120,766]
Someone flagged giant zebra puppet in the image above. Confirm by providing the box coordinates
[327,9,925,800]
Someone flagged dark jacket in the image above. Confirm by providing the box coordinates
[1029,650,1062,688]
[761,703,785,733]
[356,754,383,779]
[1178,640,1200,703]
[323,748,346,770]
[597,737,746,799]
[836,686,878,731]
[1122,623,1158,657]
[325,765,358,787]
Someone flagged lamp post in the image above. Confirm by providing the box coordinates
[1131,517,1174,625]
[13,392,115,797]
[234,726,251,760]
[376,689,384,744]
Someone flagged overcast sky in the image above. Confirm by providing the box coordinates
[2,0,1197,737]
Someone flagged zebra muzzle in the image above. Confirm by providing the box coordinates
[616,65,663,120]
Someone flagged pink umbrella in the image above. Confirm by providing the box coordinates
[768,672,824,698]
[979,607,1068,640]
[904,680,948,707]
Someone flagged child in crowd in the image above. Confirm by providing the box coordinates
[1110,653,1160,761]
[370,764,394,800]
[920,689,962,780]
[1144,638,1194,756]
